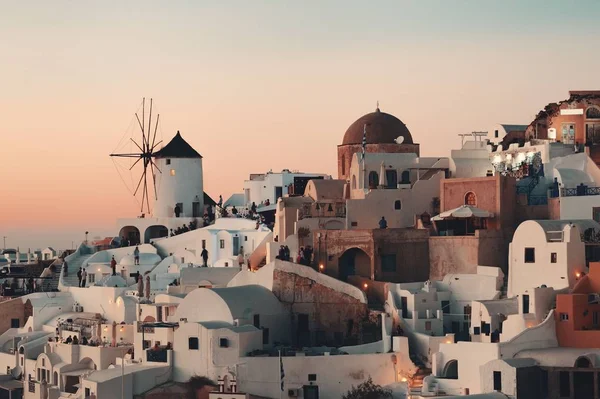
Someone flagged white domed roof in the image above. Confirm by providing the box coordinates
[120,253,161,266]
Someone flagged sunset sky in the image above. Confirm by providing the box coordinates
[1,1,599,249]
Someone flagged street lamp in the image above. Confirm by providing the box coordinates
[85,231,89,245]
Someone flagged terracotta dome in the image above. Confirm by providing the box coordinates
[341,108,413,145]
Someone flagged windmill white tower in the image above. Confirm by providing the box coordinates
[152,131,204,218]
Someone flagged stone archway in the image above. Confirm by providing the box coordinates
[338,248,371,281]
[144,225,168,243]
[442,359,458,379]
[118,226,140,246]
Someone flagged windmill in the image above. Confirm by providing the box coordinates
[110,98,163,215]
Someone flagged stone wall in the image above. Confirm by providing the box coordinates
[272,269,369,346]
[0,298,27,334]
[313,228,430,283]
[429,230,508,280]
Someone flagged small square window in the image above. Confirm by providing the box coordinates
[351,222,358,227]
[524,248,535,263]
[244,236,248,242]
[219,338,228,348]
[220,240,225,249]
[10,319,19,328]
[560,313,569,321]
[473,327,481,335]
[425,321,431,331]
[494,130,499,138]
[551,253,557,263]
[166,159,171,165]
[170,169,176,176]
[188,337,199,350]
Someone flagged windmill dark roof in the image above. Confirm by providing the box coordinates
[153,131,202,159]
[204,192,216,206]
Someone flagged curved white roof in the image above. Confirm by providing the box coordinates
[175,285,284,323]
[100,275,128,287]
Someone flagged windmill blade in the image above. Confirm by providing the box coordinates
[150,163,158,200]
[141,175,147,213]
[130,138,144,153]
[151,140,163,152]
[148,98,153,152]
[110,153,142,158]
[135,113,147,153]
[133,168,146,196]
[150,158,162,174]
[129,157,143,170]
[151,113,160,151]
[142,98,146,151]
[144,171,151,214]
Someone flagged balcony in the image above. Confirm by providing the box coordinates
[300,203,346,219]
[561,185,600,197]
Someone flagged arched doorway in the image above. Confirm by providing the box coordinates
[118,226,140,246]
[574,356,594,398]
[144,225,168,243]
[24,299,33,323]
[338,248,371,281]
[442,360,458,379]
[575,356,593,368]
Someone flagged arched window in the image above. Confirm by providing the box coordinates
[586,107,600,119]
[394,200,402,210]
[400,170,410,184]
[341,155,346,176]
[465,192,477,206]
[368,172,379,189]
[351,175,356,190]
[386,170,398,188]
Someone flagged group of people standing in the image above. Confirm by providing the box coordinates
[76,267,88,287]
[275,245,313,266]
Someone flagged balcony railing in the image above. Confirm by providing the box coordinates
[561,186,600,197]
[300,203,346,219]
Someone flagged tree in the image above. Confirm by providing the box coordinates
[342,377,392,399]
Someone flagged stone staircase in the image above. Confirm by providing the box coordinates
[409,354,433,397]
[60,253,94,288]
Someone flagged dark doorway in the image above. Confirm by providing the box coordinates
[574,371,593,398]
[338,248,370,281]
[253,314,260,328]
[275,186,283,202]
[303,385,319,399]
[192,201,200,217]
[522,295,530,314]
[442,360,458,379]
[401,297,408,318]
[233,236,240,256]
[297,313,310,346]
[385,170,398,189]
[493,371,501,391]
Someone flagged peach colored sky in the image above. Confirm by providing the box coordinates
[1,1,599,249]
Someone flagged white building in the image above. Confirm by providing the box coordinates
[385,266,503,366]
[117,131,215,244]
[507,220,594,297]
[155,218,272,268]
[242,169,331,208]
[40,248,57,261]
[487,124,528,145]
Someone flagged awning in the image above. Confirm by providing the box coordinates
[432,205,494,221]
